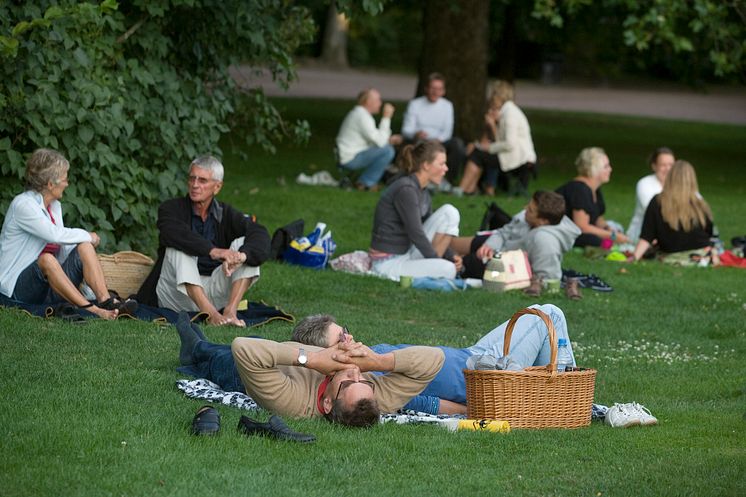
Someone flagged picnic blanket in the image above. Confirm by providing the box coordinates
[0,293,294,327]
[175,378,609,425]
[175,378,465,426]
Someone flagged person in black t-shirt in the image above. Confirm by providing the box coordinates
[630,160,713,261]
[555,147,630,247]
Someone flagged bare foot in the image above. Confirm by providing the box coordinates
[88,305,118,320]
[207,312,246,327]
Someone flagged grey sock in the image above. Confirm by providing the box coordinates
[176,312,200,366]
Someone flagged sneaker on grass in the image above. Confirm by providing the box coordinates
[628,402,658,426]
[605,403,641,428]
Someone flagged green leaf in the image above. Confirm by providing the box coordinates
[78,125,94,144]
[44,5,64,20]
[73,47,90,67]
[0,137,10,150]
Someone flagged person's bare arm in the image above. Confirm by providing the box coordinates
[438,399,467,415]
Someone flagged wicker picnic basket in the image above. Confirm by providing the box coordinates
[98,251,154,298]
[464,308,596,429]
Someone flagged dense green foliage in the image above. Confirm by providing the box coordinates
[0,0,314,251]
[1,101,744,496]
[313,1,745,84]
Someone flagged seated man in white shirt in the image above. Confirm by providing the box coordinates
[401,73,466,189]
[335,88,403,191]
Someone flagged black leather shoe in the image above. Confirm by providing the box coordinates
[191,405,220,436]
[237,415,315,443]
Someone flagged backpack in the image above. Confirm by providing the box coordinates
[270,219,305,261]
[479,202,512,231]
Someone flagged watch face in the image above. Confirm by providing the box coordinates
[298,349,307,365]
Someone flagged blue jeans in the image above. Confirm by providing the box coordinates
[192,341,245,393]
[341,145,395,187]
[12,249,83,304]
[467,303,576,367]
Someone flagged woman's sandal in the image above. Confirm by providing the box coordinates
[98,290,138,316]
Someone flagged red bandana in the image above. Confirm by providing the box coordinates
[316,375,333,415]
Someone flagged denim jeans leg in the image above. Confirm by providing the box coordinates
[11,260,50,304]
[193,341,246,393]
[341,145,394,187]
[466,304,575,368]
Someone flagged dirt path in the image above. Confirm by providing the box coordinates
[232,65,746,126]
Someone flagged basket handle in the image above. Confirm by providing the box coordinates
[502,307,557,373]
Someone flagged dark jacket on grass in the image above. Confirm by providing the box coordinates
[136,196,271,306]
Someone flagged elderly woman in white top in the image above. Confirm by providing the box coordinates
[626,147,675,242]
[0,149,132,319]
[456,80,536,196]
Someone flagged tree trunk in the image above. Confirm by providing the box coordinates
[417,0,490,142]
[319,4,349,68]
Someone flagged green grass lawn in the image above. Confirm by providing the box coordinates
[1,98,745,496]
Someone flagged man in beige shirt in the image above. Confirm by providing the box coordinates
[230,333,444,427]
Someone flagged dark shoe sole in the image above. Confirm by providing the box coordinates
[191,406,220,436]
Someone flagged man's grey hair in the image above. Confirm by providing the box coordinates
[190,155,224,182]
[292,314,336,347]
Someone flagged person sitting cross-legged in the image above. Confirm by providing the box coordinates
[136,155,270,326]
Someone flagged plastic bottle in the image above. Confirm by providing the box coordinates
[440,419,510,433]
[556,338,573,372]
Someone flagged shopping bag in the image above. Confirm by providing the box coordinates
[283,222,337,270]
[482,250,532,291]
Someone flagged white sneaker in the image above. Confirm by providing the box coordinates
[605,403,641,428]
[628,402,658,426]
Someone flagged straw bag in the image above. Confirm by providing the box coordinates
[98,251,155,298]
[464,308,596,429]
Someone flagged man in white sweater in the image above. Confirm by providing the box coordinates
[336,88,402,191]
[401,73,466,187]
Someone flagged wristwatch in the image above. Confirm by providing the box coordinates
[297,348,308,367]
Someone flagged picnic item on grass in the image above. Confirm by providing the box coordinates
[98,251,154,298]
[283,222,336,270]
[464,307,596,429]
[482,250,532,292]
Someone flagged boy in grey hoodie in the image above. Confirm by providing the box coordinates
[453,191,580,282]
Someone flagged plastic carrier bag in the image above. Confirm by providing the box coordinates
[283,222,337,270]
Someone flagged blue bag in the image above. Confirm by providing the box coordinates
[283,222,337,270]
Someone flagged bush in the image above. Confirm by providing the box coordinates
[0,0,314,252]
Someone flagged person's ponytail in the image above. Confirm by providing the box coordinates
[397,144,416,174]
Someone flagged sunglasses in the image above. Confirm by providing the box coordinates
[337,326,351,344]
[335,379,375,400]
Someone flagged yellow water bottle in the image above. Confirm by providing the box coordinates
[441,419,510,433]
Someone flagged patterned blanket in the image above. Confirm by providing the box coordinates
[175,378,608,426]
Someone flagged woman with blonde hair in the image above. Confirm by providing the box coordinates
[369,140,462,280]
[455,80,536,196]
[630,160,714,261]
[555,147,630,247]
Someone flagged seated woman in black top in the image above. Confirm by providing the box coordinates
[630,160,713,261]
[555,147,630,247]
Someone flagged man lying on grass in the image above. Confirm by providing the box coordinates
[177,314,444,427]
[177,304,573,421]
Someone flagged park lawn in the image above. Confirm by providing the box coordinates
[1,98,745,497]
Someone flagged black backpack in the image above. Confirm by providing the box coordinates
[479,202,512,231]
[270,219,305,261]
